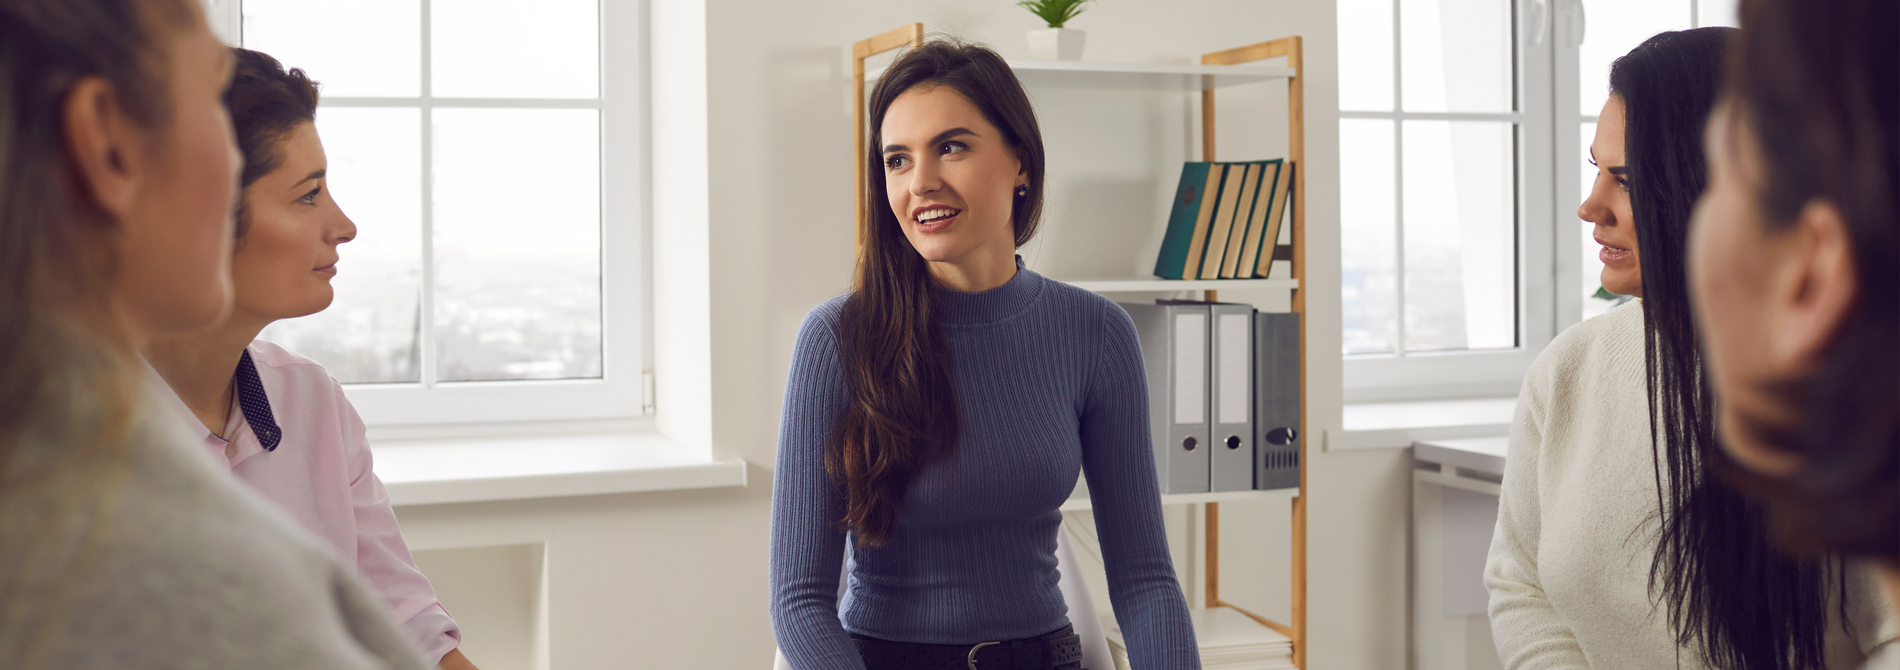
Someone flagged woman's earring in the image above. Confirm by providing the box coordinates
[1015,185,1029,198]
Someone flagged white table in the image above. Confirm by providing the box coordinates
[1413,436,1508,670]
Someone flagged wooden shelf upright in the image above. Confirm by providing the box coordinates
[850,27,1309,669]
[1200,36,1308,670]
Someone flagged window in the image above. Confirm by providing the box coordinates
[234,0,646,426]
[1338,0,1734,399]
[1568,0,1738,321]
[1337,0,1557,398]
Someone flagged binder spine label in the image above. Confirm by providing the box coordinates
[1217,313,1250,424]
[1173,313,1206,426]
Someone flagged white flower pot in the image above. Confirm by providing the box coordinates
[1027,28,1086,61]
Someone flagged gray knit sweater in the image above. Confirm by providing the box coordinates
[0,380,424,670]
[769,260,1199,670]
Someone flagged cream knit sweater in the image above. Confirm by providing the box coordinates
[1484,300,1897,669]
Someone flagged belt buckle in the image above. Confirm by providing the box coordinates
[966,641,1000,669]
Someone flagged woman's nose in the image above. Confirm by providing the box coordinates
[332,211,357,245]
[1578,178,1613,225]
[908,159,942,196]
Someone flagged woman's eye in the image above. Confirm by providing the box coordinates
[885,155,908,170]
[298,187,321,205]
[940,142,967,155]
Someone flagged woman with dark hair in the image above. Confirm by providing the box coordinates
[770,38,1197,670]
[1690,0,1900,667]
[0,1,421,668]
[1485,27,1895,669]
[143,48,480,670]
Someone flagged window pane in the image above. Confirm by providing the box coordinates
[432,109,601,381]
[1402,121,1516,351]
[1698,0,1740,27]
[1341,119,1399,354]
[1401,0,1513,113]
[1579,0,1691,116]
[432,0,599,98]
[260,108,423,383]
[242,0,420,97]
[1338,0,1395,111]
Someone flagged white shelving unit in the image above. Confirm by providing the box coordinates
[871,59,1296,91]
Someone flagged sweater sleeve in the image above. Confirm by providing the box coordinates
[1484,372,1590,669]
[1081,305,1201,670]
[769,303,864,670]
[1845,559,1900,657]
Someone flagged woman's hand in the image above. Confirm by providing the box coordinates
[437,648,480,670]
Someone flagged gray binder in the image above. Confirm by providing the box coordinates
[1120,302,1211,494]
[1210,303,1255,491]
[1255,312,1301,490]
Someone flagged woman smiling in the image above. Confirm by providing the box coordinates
[769,39,1197,670]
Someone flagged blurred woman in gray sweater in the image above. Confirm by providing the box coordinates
[0,1,425,667]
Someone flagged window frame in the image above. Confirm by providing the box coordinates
[227,0,651,427]
[1339,0,1561,402]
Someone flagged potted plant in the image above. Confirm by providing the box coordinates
[1020,0,1092,61]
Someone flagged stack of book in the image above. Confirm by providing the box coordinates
[1103,607,1297,670]
[1153,160,1296,280]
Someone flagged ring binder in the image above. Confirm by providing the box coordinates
[1121,302,1212,494]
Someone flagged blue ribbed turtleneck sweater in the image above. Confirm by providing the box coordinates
[769,260,1200,670]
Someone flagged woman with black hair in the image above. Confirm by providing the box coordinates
[769,39,1197,670]
[1484,27,1896,669]
[144,48,480,670]
[1690,0,1900,667]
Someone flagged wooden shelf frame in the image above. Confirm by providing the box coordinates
[849,28,1308,668]
[1201,36,1308,669]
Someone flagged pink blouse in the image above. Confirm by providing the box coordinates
[155,340,461,666]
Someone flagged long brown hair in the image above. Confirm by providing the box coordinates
[0,0,196,662]
[830,38,1045,547]
[1719,0,1899,565]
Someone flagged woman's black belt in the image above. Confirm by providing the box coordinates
[850,623,1085,670]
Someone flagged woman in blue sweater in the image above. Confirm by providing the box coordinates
[769,39,1199,670]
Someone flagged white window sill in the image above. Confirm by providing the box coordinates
[1333,396,1517,451]
[372,431,747,507]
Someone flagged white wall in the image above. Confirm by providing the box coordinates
[396,0,1420,668]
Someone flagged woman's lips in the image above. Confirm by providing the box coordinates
[1599,244,1634,264]
[315,264,337,276]
[914,210,960,233]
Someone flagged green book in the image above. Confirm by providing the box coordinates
[1198,162,1254,280]
[1219,160,1272,278]
[1153,162,1224,279]
[1252,162,1295,278]
[1234,159,1284,277]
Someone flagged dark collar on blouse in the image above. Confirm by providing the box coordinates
[235,349,283,451]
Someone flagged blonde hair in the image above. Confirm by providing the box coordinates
[0,0,195,664]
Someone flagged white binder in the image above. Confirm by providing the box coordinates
[1209,303,1255,492]
[1120,302,1211,494]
